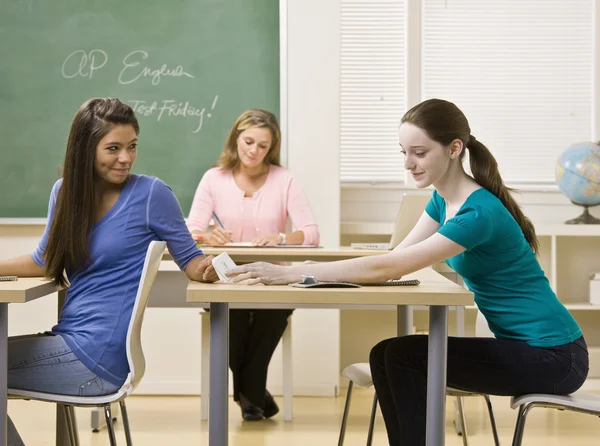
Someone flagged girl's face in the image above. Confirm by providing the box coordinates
[236,126,272,169]
[95,125,138,186]
[399,122,455,188]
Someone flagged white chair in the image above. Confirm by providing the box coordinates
[200,311,294,421]
[338,308,500,446]
[9,240,167,446]
[510,392,600,445]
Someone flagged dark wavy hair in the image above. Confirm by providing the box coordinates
[45,98,140,286]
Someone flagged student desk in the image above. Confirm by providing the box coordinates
[0,279,70,446]
[187,267,474,446]
[162,246,448,333]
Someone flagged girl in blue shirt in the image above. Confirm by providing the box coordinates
[227,98,588,445]
[0,98,216,445]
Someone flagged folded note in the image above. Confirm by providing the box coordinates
[211,252,237,283]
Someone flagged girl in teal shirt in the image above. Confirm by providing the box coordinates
[226,98,588,445]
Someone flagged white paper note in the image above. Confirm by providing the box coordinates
[212,252,237,283]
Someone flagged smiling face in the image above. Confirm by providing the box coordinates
[398,122,454,188]
[94,124,138,186]
[236,126,273,169]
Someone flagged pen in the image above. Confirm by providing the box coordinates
[212,211,226,229]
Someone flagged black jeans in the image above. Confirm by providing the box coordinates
[229,309,293,406]
[369,335,588,446]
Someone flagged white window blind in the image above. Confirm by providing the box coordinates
[340,0,406,183]
[422,0,593,186]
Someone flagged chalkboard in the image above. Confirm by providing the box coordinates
[0,0,279,217]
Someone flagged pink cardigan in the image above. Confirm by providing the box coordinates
[187,166,320,245]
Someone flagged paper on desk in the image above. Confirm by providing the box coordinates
[212,252,238,283]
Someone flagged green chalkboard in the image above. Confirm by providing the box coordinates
[0,0,279,217]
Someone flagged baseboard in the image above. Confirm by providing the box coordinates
[133,381,338,397]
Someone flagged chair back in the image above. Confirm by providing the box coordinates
[124,241,167,392]
[475,307,495,338]
[389,193,432,249]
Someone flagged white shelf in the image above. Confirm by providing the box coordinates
[341,221,600,237]
[536,224,600,237]
[564,303,600,310]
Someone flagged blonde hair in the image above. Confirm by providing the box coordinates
[218,109,281,169]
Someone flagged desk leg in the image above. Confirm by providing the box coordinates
[56,289,69,446]
[396,305,413,337]
[209,303,229,446]
[426,305,448,446]
[0,303,7,446]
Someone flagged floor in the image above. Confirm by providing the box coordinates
[8,387,600,445]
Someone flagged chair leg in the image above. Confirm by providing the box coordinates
[62,405,77,446]
[119,400,133,446]
[68,406,80,446]
[104,404,118,446]
[338,381,354,446]
[511,403,534,446]
[483,394,500,446]
[456,397,469,446]
[366,392,377,446]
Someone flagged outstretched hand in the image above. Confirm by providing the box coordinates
[227,262,299,285]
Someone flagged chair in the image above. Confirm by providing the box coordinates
[337,308,500,446]
[200,311,294,421]
[510,392,600,445]
[9,240,167,446]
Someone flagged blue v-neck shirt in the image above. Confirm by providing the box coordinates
[32,174,203,385]
[426,188,581,348]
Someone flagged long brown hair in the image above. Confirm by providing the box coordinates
[401,98,539,253]
[45,98,140,286]
[217,109,281,169]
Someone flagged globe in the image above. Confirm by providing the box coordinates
[555,141,600,224]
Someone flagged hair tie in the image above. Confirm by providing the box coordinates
[469,135,477,144]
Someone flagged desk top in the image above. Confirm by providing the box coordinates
[187,268,473,307]
[0,277,59,303]
[165,246,388,263]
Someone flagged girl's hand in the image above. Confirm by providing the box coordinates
[193,255,219,283]
[207,227,233,246]
[227,262,299,285]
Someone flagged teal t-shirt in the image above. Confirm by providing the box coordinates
[425,188,581,347]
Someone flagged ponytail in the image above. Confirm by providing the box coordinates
[467,136,539,253]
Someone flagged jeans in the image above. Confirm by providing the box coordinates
[369,334,589,446]
[7,333,121,446]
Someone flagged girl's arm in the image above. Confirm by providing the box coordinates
[0,254,46,277]
[232,232,466,285]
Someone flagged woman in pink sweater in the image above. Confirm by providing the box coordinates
[187,109,320,421]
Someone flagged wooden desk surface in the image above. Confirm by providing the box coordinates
[0,277,59,303]
[165,246,388,263]
[187,268,473,307]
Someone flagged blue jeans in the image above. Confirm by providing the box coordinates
[7,333,121,446]
[370,335,589,446]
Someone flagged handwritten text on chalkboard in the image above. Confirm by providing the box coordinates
[61,49,216,133]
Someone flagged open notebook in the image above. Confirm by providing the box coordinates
[200,242,318,248]
[290,275,420,288]
[351,193,431,251]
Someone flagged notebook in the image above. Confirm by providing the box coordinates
[289,275,420,288]
[351,193,431,250]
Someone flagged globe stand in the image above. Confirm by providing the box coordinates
[565,203,600,225]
